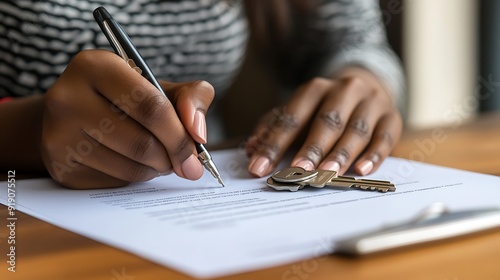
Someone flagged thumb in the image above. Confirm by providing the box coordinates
[159,80,215,144]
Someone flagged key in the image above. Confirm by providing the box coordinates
[268,167,396,192]
[271,167,318,183]
[266,177,304,192]
[268,167,336,191]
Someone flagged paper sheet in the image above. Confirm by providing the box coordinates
[1,149,500,278]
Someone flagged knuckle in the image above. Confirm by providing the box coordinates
[304,144,324,163]
[377,131,394,147]
[192,80,215,97]
[268,106,298,132]
[299,77,332,98]
[342,76,365,90]
[71,50,101,69]
[256,127,273,143]
[193,81,215,106]
[309,77,331,88]
[330,148,351,166]
[72,50,92,65]
[177,80,215,111]
[130,133,157,162]
[320,110,344,131]
[256,143,281,163]
[348,119,370,138]
[136,94,169,127]
[172,134,193,158]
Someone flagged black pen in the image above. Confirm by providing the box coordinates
[93,6,225,187]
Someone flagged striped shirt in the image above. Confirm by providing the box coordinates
[0,0,247,97]
[0,0,404,139]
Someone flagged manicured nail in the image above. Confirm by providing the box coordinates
[295,159,314,171]
[319,161,340,173]
[249,157,270,177]
[193,111,207,143]
[181,154,203,180]
[358,160,374,176]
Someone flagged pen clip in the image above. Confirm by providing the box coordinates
[101,21,142,75]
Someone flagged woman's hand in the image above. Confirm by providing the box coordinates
[41,50,214,189]
[246,67,403,177]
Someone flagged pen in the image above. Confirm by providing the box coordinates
[93,6,225,187]
[333,203,500,255]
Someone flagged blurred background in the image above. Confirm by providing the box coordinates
[220,0,499,140]
[374,0,500,128]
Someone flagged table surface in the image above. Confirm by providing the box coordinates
[1,113,500,280]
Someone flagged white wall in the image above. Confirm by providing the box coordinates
[404,0,478,128]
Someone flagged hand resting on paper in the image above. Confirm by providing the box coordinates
[245,67,403,178]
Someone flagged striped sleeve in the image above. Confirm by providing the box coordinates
[313,0,406,111]
[0,0,248,98]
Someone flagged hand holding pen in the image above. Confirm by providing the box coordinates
[39,7,223,189]
[93,7,224,187]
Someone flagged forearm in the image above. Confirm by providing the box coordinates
[0,95,46,172]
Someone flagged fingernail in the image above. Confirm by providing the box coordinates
[295,159,314,171]
[319,161,340,173]
[193,111,207,143]
[249,157,270,177]
[358,160,374,176]
[181,154,203,180]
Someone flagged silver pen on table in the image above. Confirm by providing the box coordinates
[93,6,225,187]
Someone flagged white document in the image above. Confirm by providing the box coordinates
[1,149,500,278]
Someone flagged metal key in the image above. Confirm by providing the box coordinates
[268,167,396,192]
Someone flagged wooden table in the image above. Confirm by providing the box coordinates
[2,113,500,280]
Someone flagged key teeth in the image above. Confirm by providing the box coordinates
[354,184,392,193]
[356,185,370,190]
